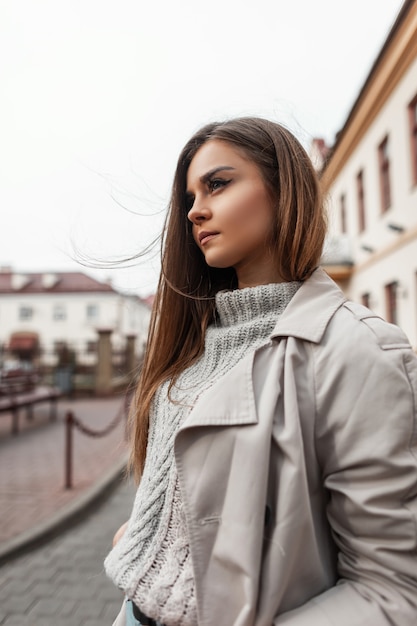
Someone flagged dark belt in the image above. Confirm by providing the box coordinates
[131,601,159,626]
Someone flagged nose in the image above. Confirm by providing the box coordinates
[187,197,210,224]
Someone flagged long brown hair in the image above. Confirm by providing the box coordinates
[129,116,327,480]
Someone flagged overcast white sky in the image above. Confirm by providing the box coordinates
[0,0,405,296]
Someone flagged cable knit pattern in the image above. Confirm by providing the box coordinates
[105,281,300,625]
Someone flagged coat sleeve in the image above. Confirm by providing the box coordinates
[274,309,417,626]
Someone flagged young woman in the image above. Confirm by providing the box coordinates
[105,117,417,625]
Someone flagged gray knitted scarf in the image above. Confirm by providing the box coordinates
[105,281,300,625]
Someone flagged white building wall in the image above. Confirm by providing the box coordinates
[326,55,417,348]
[345,241,417,345]
[0,291,151,356]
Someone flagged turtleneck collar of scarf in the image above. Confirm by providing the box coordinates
[215,281,301,328]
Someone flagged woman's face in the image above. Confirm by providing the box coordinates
[186,139,282,288]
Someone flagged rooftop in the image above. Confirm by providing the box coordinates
[0,269,116,295]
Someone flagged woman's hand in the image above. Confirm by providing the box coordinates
[112,521,129,547]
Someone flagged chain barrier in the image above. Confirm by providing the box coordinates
[65,389,134,489]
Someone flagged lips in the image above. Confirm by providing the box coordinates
[198,231,219,246]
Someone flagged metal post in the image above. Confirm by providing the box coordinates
[11,405,19,436]
[123,391,132,442]
[65,411,73,489]
[50,397,57,422]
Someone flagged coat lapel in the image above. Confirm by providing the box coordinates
[179,347,258,430]
[271,267,346,343]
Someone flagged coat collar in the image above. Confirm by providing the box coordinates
[270,267,346,343]
[177,268,346,431]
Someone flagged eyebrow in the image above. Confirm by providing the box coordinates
[185,166,236,199]
[200,166,235,184]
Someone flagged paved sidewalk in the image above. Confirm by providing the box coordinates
[0,476,136,625]
[0,394,129,561]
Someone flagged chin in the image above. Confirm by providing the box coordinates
[203,253,235,269]
[205,259,234,270]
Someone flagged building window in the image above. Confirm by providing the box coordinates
[408,94,417,186]
[53,304,66,321]
[86,304,99,321]
[86,340,97,354]
[340,193,347,233]
[361,293,371,308]
[54,340,65,351]
[356,170,366,233]
[385,281,398,325]
[19,306,33,321]
[378,136,391,212]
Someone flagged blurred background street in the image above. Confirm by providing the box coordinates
[0,474,135,625]
[0,396,134,625]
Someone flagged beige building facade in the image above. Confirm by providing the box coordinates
[321,0,417,348]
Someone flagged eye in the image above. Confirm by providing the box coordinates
[207,178,230,193]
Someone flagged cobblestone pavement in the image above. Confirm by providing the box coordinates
[0,396,128,548]
[0,477,136,625]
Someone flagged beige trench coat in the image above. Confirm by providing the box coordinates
[173,268,417,626]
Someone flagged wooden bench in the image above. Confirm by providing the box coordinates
[0,381,62,435]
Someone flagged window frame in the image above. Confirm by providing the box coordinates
[86,340,97,354]
[18,306,33,321]
[356,169,366,233]
[361,292,371,309]
[86,304,99,321]
[53,304,67,321]
[340,193,347,234]
[378,135,391,213]
[408,94,417,186]
[385,281,398,325]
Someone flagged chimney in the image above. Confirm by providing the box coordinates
[42,273,59,289]
[11,273,30,291]
[309,138,330,172]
